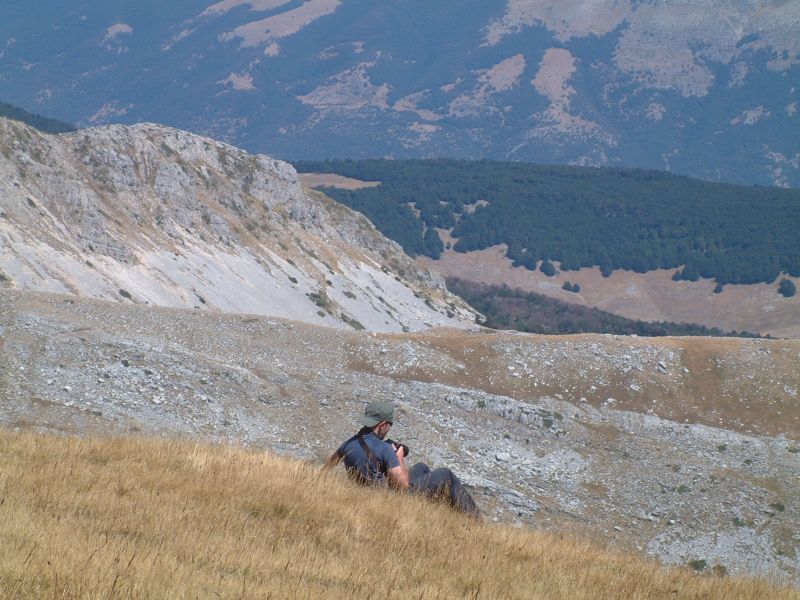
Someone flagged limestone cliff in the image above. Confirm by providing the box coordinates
[0,118,476,332]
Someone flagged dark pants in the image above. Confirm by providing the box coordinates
[409,462,478,516]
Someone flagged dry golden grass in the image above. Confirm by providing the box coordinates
[0,430,796,599]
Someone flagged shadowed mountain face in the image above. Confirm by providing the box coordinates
[0,1,798,186]
[0,118,477,332]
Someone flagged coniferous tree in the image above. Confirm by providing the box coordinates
[422,227,444,259]
[680,263,700,281]
[778,278,796,297]
[0,100,76,133]
[540,259,556,276]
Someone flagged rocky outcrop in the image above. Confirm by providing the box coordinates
[0,118,476,332]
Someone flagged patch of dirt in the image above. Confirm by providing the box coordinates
[529,47,613,144]
[448,55,527,117]
[533,48,576,103]
[202,0,290,18]
[298,172,381,190]
[480,54,526,92]
[297,62,390,111]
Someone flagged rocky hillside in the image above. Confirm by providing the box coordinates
[1,1,797,186]
[1,289,797,585]
[0,118,476,332]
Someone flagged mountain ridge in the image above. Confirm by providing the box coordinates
[0,1,797,186]
[0,117,476,332]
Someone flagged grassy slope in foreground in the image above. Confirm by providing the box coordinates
[0,431,796,599]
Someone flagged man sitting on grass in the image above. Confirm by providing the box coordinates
[324,401,479,516]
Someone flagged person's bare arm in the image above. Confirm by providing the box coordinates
[387,445,409,489]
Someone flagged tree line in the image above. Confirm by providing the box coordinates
[0,100,76,134]
[446,278,763,338]
[294,159,800,286]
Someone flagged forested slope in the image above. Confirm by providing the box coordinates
[295,160,800,286]
[446,278,761,338]
[0,100,75,133]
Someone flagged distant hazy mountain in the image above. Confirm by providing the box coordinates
[0,1,798,186]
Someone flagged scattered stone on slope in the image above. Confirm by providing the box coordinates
[0,289,797,585]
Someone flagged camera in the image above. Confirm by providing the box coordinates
[386,439,409,457]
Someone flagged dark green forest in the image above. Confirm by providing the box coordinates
[294,159,800,286]
[447,278,762,338]
[0,100,76,133]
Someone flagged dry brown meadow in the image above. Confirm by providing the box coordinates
[0,430,797,599]
[418,246,800,338]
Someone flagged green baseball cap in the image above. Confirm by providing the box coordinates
[360,401,395,427]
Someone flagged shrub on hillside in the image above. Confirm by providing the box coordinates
[540,259,556,277]
[778,278,796,297]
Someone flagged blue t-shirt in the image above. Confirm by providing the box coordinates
[337,431,399,484]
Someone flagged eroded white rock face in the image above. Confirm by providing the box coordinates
[486,1,800,98]
[0,118,477,332]
[529,47,615,148]
[485,0,631,46]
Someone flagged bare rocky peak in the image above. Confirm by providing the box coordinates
[0,118,477,331]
